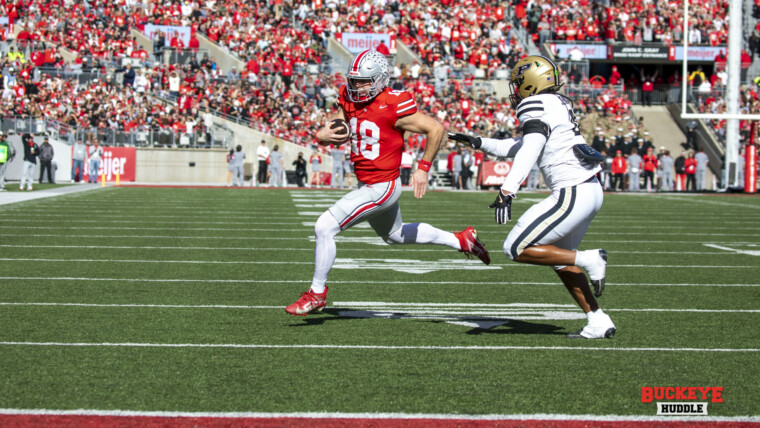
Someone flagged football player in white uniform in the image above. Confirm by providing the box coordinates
[450,55,616,339]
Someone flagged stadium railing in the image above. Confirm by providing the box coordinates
[1,116,230,148]
[159,48,210,66]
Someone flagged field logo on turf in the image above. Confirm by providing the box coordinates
[703,243,760,256]
[334,302,585,329]
[641,386,723,415]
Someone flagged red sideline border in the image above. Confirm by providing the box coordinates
[1,411,758,428]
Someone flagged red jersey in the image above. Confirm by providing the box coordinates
[338,86,418,184]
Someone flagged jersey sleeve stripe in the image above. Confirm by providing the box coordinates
[517,107,544,115]
[397,104,417,114]
[516,100,543,114]
[518,100,543,107]
[398,98,414,107]
[517,104,543,113]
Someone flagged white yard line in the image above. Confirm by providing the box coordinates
[0,258,754,269]
[5,207,759,218]
[0,244,731,255]
[4,226,760,236]
[1,276,758,287]
[3,218,759,231]
[1,234,757,245]
[0,219,301,226]
[1,302,758,314]
[0,409,757,423]
[659,195,760,210]
[0,341,756,353]
[4,213,758,225]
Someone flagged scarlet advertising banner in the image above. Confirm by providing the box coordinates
[73,147,136,182]
[478,161,514,186]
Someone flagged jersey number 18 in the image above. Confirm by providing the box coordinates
[350,118,381,160]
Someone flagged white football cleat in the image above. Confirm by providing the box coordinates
[567,310,616,339]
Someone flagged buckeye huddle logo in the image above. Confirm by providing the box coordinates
[641,386,723,416]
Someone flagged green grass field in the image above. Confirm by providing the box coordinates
[1,186,758,419]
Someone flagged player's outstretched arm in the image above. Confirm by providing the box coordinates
[449,132,524,158]
[314,108,349,146]
[396,112,444,199]
[501,132,545,195]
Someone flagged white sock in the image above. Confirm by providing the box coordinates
[574,250,595,269]
[310,212,341,294]
[385,223,460,249]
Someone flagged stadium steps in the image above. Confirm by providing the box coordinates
[631,106,686,155]
[634,105,717,189]
[195,33,245,75]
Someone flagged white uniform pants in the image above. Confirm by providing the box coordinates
[328,178,402,237]
[504,177,603,267]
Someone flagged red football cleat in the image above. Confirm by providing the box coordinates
[285,287,328,316]
[455,226,491,265]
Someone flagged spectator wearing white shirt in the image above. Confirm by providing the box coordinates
[168,71,181,97]
[410,60,421,79]
[256,140,270,186]
[568,46,584,61]
[134,70,149,93]
[689,27,702,44]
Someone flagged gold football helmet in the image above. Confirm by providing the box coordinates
[509,55,563,108]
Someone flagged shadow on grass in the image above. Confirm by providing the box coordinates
[462,319,566,336]
[288,308,567,336]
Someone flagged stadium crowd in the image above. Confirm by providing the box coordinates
[517,0,732,46]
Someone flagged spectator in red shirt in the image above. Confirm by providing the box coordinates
[246,56,259,75]
[188,36,200,51]
[642,147,658,191]
[684,151,697,191]
[375,40,390,56]
[170,32,185,49]
[611,150,627,191]
[641,70,656,107]
[741,49,752,82]
[609,66,621,85]
[280,56,293,89]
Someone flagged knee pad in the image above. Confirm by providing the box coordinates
[314,211,340,239]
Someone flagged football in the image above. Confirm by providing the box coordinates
[329,118,351,143]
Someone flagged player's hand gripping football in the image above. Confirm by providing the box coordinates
[489,190,514,224]
[447,132,482,149]
[317,119,351,146]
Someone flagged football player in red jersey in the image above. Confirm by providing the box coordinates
[285,50,491,316]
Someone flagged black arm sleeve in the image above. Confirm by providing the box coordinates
[520,120,550,139]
